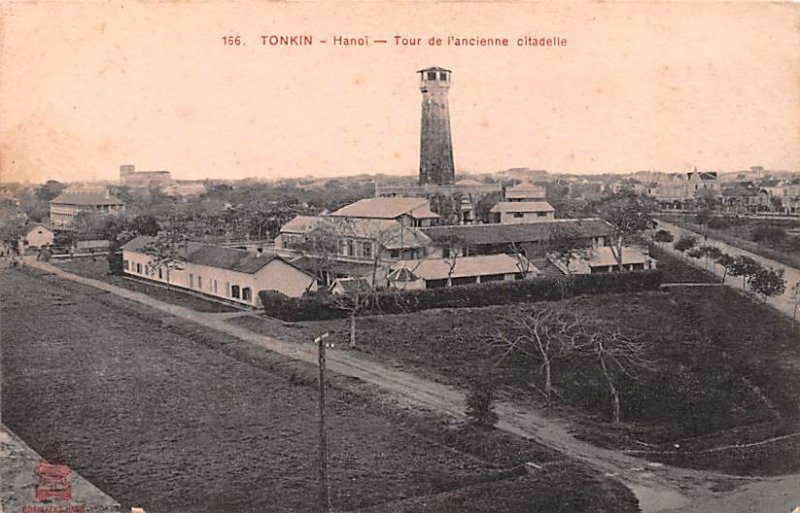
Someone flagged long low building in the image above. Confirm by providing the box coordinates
[420,218,614,257]
[387,253,539,290]
[122,236,317,306]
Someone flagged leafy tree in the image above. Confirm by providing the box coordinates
[595,190,656,271]
[465,373,499,428]
[546,221,592,270]
[728,255,762,289]
[296,219,342,288]
[652,229,674,243]
[716,253,736,284]
[749,267,786,303]
[673,234,697,254]
[472,192,501,224]
[142,229,188,286]
[0,213,26,252]
[34,180,66,202]
[131,215,160,237]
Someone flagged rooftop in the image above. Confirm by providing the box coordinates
[330,197,439,220]
[280,216,431,249]
[50,189,124,206]
[421,218,614,246]
[490,201,555,213]
[391,254,537,281]
[122,236,295,274]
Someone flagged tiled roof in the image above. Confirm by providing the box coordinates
[122,236,295,274]
[50,190,124,205]
[280,216,431,249]
[421,219,614,246]
[330,277,373,295]
[418,66,451,73]
[391,254,537,281]
[330,197,438,220]
[490,201,554,213]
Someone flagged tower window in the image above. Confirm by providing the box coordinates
[439,72,447,81]
[427,72,436,80]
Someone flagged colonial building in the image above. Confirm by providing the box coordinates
[329,197,439,227]
[122,236,317,305]
[387,253,539,290]
[19,223,54,253]
[488,182,555,223]
[550,246,656,274]
[119,164,175,188]
[49,188,125,228]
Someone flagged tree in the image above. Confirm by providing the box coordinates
[493,306,583,406]
[131,215,160,237]
[673,234,697,255]
[728,255,762,290]
[791,281,800,321]
[595,190,656,271]
[546,221,592,271]
[652,229,674,243]
[716,253,736,284]
[34,180,66,202]
[296,219,343,288]
[0,213,26,250]
[579,322,653,424]
[142,229,188,286]
[330,279,372,348]
[465,373,499,428]
[749,267,786,303]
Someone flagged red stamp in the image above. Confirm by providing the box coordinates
[34,459,72,502]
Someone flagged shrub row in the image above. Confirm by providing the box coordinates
[259,269,664,322]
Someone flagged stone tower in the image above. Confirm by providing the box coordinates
[418,67,455,185]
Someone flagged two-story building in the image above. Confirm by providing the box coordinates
[489,182,556,223]
[329,197,440,228]
[49,188,125,228]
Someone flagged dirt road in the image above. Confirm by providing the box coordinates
[657,220,800,321]
[26,260,800,513]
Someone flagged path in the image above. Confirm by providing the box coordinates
[23,260,800,513]
[657,220,800,320]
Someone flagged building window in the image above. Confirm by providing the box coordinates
[231,285,240,299]
[189,274,194,288]
[198,276,202,289]
[439,72,447,81]
[242,287,252,301]
[213,280,218,293]
[136,263,142,274]
[362,242,372,258]
[158,268,163,279]
[537,212,548,217]
[513,212,524,218]
[427,71,436,80]
[123,260,129,271]
[390,249,400,259]
[347,239,355,257]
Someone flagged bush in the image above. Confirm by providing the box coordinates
[259,270,664,321]
[465,375,499,428]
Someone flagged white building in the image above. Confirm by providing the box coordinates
[122,236,317,306]
[387,253,539,290]
[49,188,125,228]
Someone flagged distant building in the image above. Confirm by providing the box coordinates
[49,188,125,228]
[119,164,175,188]
[122,236,317,305]
[490,182,555,223]
[686,170,720,195]
[550,246,656,274]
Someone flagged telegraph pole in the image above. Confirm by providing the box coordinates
[315,332,332,513]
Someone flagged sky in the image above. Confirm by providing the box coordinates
[1,1,798,183]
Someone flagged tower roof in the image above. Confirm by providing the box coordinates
[418,66,451,73]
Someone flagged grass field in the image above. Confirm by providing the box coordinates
[233,264,800,475]
[0,267,637,513]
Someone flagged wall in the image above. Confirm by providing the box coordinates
[122,250,317,305]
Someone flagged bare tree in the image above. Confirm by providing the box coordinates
[493,306,583,406]
[329,279,372,348]
[580,323,653,424]
[545,221,591,272]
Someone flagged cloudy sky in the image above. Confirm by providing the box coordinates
[1,1,798,183]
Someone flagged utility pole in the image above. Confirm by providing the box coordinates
[315,332,332,513]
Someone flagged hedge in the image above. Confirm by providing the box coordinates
[259,269,664,322]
